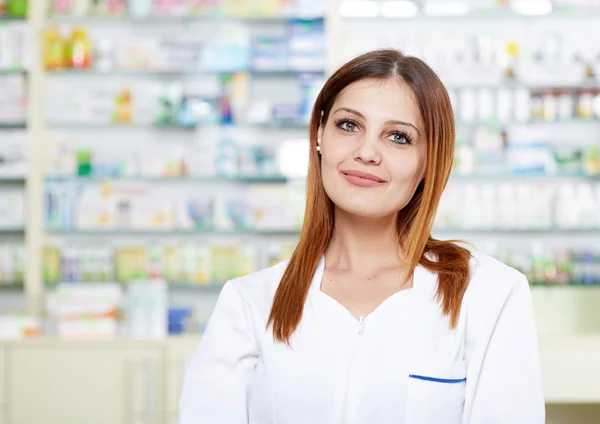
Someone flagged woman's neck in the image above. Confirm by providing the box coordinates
[325,208,403,273]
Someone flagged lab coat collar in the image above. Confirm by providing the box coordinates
[308,255,326,294]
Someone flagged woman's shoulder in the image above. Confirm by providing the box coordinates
[463,250,531,322]
[470,251,527,287]
[467,250,528,292]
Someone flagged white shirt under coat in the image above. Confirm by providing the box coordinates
[179,252,545,424]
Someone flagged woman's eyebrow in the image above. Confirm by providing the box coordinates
[384,119,421,136]
[334,107,366,120]
[333,107,420,136]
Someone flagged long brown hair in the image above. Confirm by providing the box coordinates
[268,49,471,343]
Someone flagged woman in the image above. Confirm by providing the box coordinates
[179,50,545,424]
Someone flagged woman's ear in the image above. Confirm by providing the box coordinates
[317,125,324,148]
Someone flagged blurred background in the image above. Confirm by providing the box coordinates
[0,0,599,423]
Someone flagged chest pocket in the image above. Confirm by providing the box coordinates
[405,360,467,424]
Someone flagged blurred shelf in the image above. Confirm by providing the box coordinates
[450,172,600,181]
[0,122,26,129]
[45,175,288,183]
[165,283,225,291]
[456,118,600,127]
[0,227,25,233]
[46,121,309,130]
[46,281,226,291]
[46,228,300,236]
[0,176,26,183]
[0,15,27,21]
[530,282,600,288]
[433,228,600,234]
[0,282,24,290]
[0,69,26,75]
[45,68,324,77]
[343,6,600,21]
[47,14,324,23]
[446,79,599,89]
[156,121,309,130]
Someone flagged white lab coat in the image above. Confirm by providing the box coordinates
[179,252,545,424]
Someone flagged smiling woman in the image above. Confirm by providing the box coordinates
[179,50,545,424]
[319,78,427,218]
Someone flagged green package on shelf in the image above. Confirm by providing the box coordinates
[76,149,92,176]
[6,0,27,17]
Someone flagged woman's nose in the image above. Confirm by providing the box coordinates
[353,134,382,165]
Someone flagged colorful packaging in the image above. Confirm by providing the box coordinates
[43,26,66,70]
[67,26,92,69]
[89,0,125,16]
[7,0,27,17]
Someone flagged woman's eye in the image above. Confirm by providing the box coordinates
[339,121,358,132]
[388,132,411,145]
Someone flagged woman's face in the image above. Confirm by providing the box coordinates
[318,77,428,219]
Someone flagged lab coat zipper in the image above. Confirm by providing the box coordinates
[341,315,366,424]
[357,316,366,335]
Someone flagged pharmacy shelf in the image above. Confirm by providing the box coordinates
[444,77,599,88]
[342,6,600,21]
[167,283,225,291]
[456,118,600,127]
[0,16,27,21]
[0,176,26,183]
[46,69,325,77]
[47,14,325,23]
[0,123,26,129]
[46,281,226,290]
[45,121,309,130]
[46,228,301,236]
[433,228,600,234]
[45,175,288,183]
[449,172,600,181]
[53,281,225,293]
[530,282,600,288]
[0,282,24,290]
[0,69,27,75]
[0,227,25,233]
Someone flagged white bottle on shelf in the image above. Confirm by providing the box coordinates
[129,0,153,19]
[72,0,91,17]
[127,280,168,340]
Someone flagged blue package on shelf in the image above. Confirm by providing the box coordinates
[201,44,250,73]
[250,36,289,71]
[224,198,252,229]
[287,19,325,72]
[298,73,325,123]
[168,307,193,335]
[506,141,555,175]
[272,103,302,122]
[185,197,214,230]
[176,97,220,127]
[215,133,238,176]
[45,181,77,230]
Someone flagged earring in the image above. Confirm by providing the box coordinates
[316,145,321,153]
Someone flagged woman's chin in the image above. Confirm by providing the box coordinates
[334,203,398,221]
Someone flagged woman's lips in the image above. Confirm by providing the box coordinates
[341,170,387,187]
